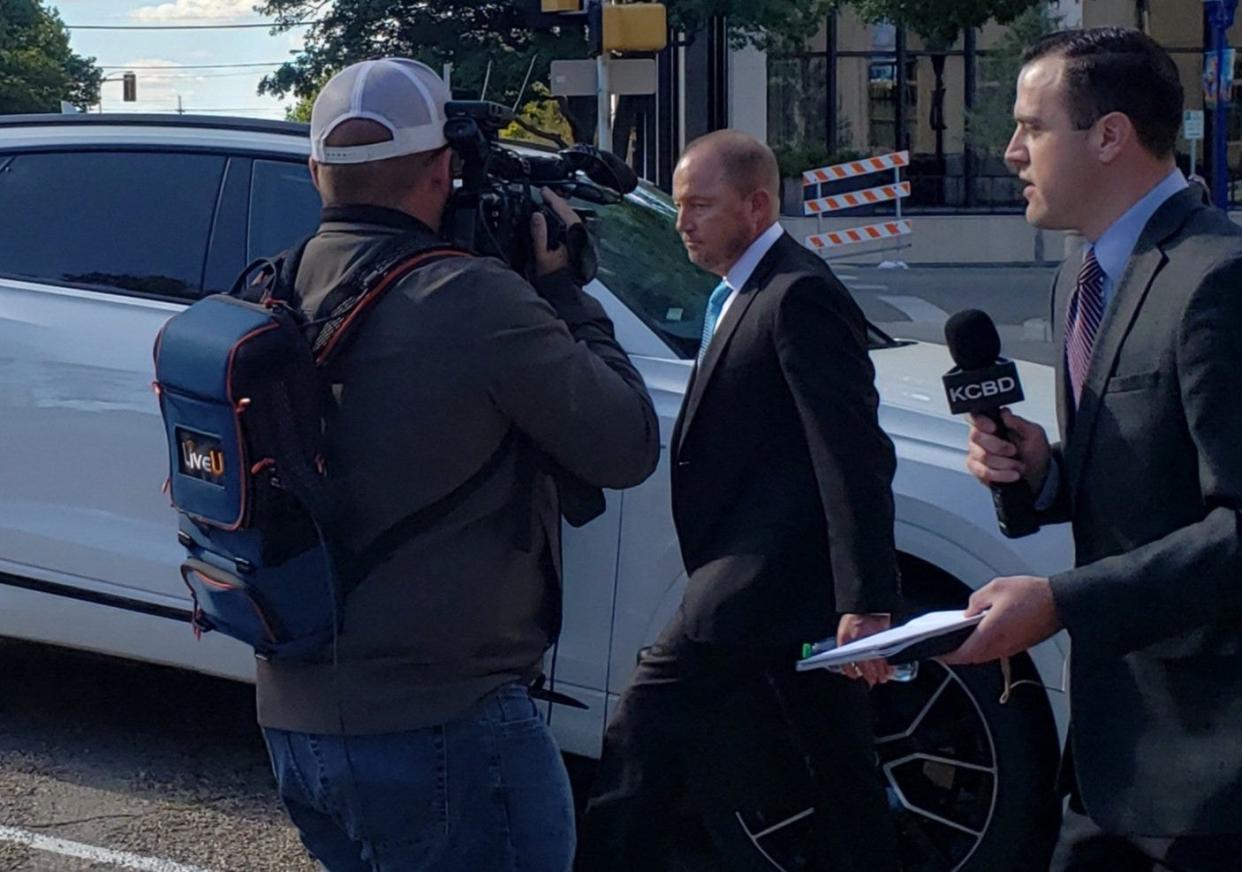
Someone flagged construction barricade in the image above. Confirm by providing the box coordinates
[801,150,911,261]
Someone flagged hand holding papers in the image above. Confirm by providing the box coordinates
[797,610,985,673]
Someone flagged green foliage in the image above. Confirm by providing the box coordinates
[966,5,1058,155]
[835,0,1043,47]
[285,93,312,123]
[258,0,590,113]
[772,143,864,179]
[502,84,576,144]
[665,0,839,51]
[0,0,102,113]
[258,0,853,110]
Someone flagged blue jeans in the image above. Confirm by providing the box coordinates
[263,683,575,872]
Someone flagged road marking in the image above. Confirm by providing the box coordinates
[0,825,214,872]
[879,295,950,324]
[842,281,889,291]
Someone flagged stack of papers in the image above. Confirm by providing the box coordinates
[796,609,984,672]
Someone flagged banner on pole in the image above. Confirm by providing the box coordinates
[1204,48,1235,109]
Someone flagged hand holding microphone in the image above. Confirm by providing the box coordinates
[943,310,1042,538]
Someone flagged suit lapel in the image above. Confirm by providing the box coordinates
[1063,187,1200,496]
[1050,262,1074,445]
[674,235,788,456]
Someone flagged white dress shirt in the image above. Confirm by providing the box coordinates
[709,222,785,337]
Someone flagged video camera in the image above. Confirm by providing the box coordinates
[441,100,638,283]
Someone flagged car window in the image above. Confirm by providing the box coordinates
[579,185,719,359]
[0,150,225,299]
[582,184,900,358]
[248,159,322,261]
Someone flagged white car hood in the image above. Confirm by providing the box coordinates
[873,341,1058,450]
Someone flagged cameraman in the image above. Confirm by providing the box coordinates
[257,59,659,872]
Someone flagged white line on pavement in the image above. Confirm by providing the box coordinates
[0,825,214,872]
[842,282,889,291]
[878,295,950,324]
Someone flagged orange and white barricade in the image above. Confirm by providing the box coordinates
[801,150,911,261]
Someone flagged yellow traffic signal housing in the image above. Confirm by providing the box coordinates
[541,0,581,11]
[601,3,667,53]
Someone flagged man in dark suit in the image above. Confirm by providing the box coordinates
[577,130,903,871]
[947,28,1242,869]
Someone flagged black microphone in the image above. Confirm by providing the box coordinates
[564,145,639,194]
[942,309,1040,538]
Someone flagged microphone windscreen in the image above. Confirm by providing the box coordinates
[586,148,639,194]
[944,308,1002,370]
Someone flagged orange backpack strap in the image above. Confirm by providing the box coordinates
[311,245,470,365]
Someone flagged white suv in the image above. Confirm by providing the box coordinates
[0,114,1073,871]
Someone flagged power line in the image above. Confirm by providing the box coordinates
[67,20,316,31]
[100,62,286,70]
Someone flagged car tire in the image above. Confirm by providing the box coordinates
[693,641,1061,871]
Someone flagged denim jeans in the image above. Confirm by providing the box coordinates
[263,683,575,872]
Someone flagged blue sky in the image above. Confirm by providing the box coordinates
[53,1,308,117]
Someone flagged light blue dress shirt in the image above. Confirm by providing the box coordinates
[1035,168,1189,510]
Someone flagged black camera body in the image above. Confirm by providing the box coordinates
[441,101,636,282]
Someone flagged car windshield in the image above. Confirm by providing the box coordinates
[578,183,900,359]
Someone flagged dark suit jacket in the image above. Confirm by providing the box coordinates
[670,233,902,647]
[1041,187,1242,836]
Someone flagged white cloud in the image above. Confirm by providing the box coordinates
[129,0,259,22]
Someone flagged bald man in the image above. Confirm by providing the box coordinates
[577,131,903,870]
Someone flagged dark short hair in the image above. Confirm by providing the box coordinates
[1024,28,1183,158]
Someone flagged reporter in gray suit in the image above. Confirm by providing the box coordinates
[945,29,1242,869]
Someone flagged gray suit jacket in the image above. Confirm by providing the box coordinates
[1042,186,1242,836]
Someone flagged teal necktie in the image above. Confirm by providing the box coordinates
[697,280,732,364]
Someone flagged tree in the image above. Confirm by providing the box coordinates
[259,1,593,136]
[260,0,854,150]
[835,0,1044,159]
[967,4,1057,156]
[0,0,102,113]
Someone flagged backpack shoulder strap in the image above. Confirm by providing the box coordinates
[309,235,471,365]
[229,235,315,306]
[350,428,519,582]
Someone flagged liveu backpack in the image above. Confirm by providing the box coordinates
[152,235,467,659]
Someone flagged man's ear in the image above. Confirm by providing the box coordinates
[308,158,323,193]
[751,187,775,224]
[1095,111,1133,164]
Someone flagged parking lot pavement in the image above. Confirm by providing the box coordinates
[0,640,316,872]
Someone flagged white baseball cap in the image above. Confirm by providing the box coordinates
[310,58,450,165]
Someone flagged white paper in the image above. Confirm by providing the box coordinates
[796,609,983,670]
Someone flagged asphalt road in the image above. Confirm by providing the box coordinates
[0,639,315,872]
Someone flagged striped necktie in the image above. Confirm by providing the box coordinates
[1065,248,1106,407]
[697,280,732,364]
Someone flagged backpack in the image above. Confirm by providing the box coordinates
[152,234,472,659]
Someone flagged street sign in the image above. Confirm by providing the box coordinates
[550,58,657,97]
[1184,109,1205,140]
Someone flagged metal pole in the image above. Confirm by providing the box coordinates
[1208,0,1238,208]
[597,54,612,150]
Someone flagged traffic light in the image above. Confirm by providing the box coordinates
[122,72,136,102]
[528,0,667,55]
[599,3,667,53]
